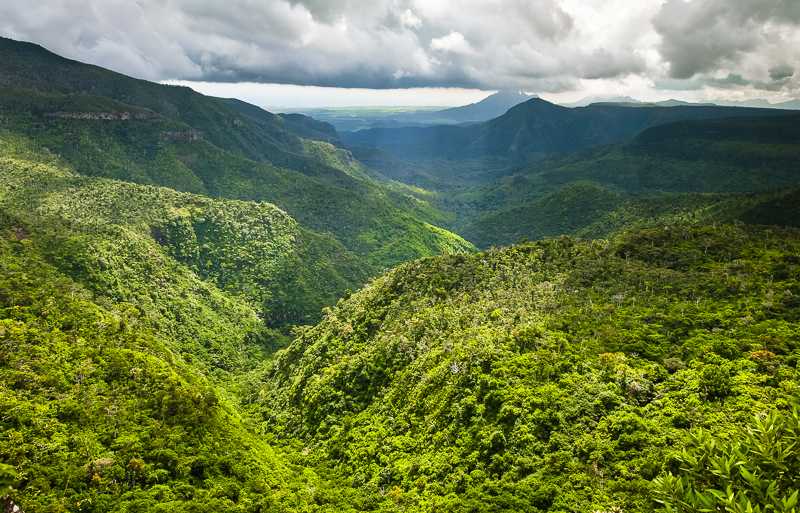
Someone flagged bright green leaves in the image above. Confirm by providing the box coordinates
[260,224,800,512]
[654,408,800,512]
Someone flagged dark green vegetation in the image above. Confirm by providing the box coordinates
[351,112,800,249]
[0,228,323,512]
[0,133,382,511]
[0,37,465,512]
[3,36,800,512]
[461,184,800,249]
[0,37,473,275]
[456,114,800,247]
[342,97,793,161]
[0,133,365,329]
[262,224,800,512]
[0,198,381,512]
[343,94,800,250]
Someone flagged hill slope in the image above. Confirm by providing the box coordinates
[534,114,800,193]
[261,224,800,512]
[4,34,800,513]
[461,185,800,249]
[0,132,368,331]
[389,90,533,125]
[0,231,379,512]
[0,37,473,273]
[0,143,377,512]
[444,114,800,247]
[432,90,533,123]
[342,98,795,162]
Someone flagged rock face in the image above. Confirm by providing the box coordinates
[47,111,156,120]
[160,129,204,142]
[3,498,22,513]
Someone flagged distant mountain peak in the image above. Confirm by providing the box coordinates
[450,89,532,109]
[561,95,641,108]
[430,89,534,122]
[513,96,567,111]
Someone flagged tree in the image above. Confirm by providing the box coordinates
[653,407,800,513]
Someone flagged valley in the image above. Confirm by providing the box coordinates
[1,33,799,513]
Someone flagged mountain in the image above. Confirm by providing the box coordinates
[0,36,473,275]
[604,99,717,108]
[7,134,800,511]
[342,97,796,162]
[342,112,800,249]
[4,35,800,513]
[532,113,800,194]
[650,99,711,107]
[0,130,368,338]
[260,223,800,512]
[0,135,376,511]
[560,95,641,107]
[561,97,797,109]
[714,98,800,110]
[462,183,800,248]
[291,91,533,133]
[449,113,800,246]
[775,99,800,109]
[419,90,533,123]
[0,228,334,512]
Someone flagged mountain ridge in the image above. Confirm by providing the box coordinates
[342,96,796,161]
[0,36,474,276]
[3,34,800,513]
[421,90,533,123]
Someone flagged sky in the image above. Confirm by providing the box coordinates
[2,0,799,108]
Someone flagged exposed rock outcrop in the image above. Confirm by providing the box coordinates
[46,111,156,121]
[160,129,204,142]
[3,498,22,513]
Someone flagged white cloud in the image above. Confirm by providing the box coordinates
[430,32,474,55]
[399,9,422,29]
[653,0,800,93]
[0,0,797,99]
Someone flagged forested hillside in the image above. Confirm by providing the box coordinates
[0,230,363,512]
[261,224,800,512]
[342,97,794,162]
[0,132,366,329]
[2,35,800,513]
[0,137,381,511]
[0,37,473,274]
[360,113,800,248]
[456,114,800,247]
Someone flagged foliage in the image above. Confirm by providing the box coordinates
[653,407,800,513]
[260,224,800,512]
[0,226,369,512]
[0,143,364,331]
[0,37,474,273]
[3,34,800,513]
[462,181,800,248]
[342,97,796,161]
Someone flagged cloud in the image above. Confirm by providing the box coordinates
[399,9,423,30]
[430,32,474,55]
[653,0,800,93]
[0,0,650,91]
[0,0,797,96]
[770,64,795,81]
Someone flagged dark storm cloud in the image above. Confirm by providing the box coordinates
[0,0,646,91]
[653,0,800,92]
[0,0,796,94]
[770,64,795,81]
